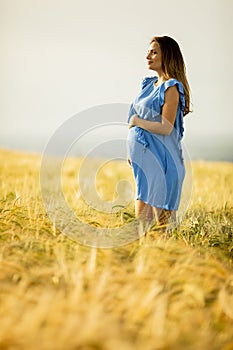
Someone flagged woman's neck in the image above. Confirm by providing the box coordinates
[156,71,168,86]
[155,72,168,86]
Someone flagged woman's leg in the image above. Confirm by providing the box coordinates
[135,199,154,222]
[154,208,176,226]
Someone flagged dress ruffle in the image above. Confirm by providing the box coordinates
[141,76,157,90]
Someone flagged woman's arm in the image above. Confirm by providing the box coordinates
[129,86,179,135]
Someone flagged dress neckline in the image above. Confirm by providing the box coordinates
[153,77,170,88]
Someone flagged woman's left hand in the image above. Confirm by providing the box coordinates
[128,114,139,128]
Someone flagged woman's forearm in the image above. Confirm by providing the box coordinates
[129,115,173,135]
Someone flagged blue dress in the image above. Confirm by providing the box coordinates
[127,76,186,211]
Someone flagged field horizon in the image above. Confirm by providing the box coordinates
[0,148,233,350]
[1,127,233,162]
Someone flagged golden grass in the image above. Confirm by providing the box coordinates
[0,148,233,350]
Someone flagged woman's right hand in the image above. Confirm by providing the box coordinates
[128,114,139,129]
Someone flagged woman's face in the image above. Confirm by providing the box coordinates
[146,41,163,72]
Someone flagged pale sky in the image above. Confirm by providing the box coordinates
[0,0,232,159]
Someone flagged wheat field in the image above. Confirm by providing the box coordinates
[0,148,233,350]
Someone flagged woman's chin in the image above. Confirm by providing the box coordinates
[148,65,155,71]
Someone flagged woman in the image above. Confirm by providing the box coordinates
[127,35,191,231]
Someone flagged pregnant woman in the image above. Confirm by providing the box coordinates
[127,35,191,231]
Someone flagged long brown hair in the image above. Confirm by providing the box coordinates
[151,36,191,115]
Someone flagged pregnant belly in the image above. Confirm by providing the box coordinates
[127,127,138,142]
[127,127,149,148]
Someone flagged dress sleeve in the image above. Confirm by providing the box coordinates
[159,79,185,113]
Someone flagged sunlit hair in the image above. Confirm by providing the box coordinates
[150,36,191,116]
